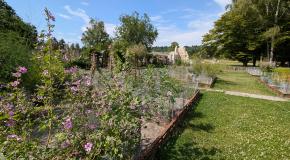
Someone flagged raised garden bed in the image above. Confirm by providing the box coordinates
[258,78,290,98]
[137,89,201,160]
[246,67,262,76]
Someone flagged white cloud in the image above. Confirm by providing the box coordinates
[150,16,162,21]
[187,20,213,30]
[154,24,211,46]
[81,2,89,6]
[64,5,91,33]
[213,0,231,8]
[58,13,72,20]
[105,23,116,37]
[64,5,90,23]
[154,12,217,46]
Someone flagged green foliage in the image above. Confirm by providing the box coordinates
[0,32,32,82]
[0,8,187,159]
[189,59,220,77]
[170,42,179,51]
[236,52,251,66]
[0,0,37,48]
[201,0,290,65]
[116,12,158,51]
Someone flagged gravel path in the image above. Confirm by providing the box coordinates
[205,89,289,102]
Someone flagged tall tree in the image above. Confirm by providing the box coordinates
[116,12,158,51]
[81,19,111,67]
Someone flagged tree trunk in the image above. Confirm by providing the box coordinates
[270,0,281,65]
[253,54,257,67]
[270,36,275,64]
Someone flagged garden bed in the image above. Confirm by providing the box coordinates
[137,89,201,160]
[258,78,290,98]
[246,67,262,76]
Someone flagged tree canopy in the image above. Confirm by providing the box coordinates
[201,0,290,66]
[116,12,158,51]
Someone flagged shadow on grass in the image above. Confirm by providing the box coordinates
[156,95,221,160]
[213,79,237,88]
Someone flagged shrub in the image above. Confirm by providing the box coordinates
[0,32,32,82]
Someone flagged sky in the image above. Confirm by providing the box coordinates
[5,0,230,46]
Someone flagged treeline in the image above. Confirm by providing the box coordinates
[201,0,290,66]
[0,0,37,81]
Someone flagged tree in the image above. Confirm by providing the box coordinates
[116,12,158,51]
[126,43,147,68]
[170,42,179,51]
[58,39,66,50]
[0,0,38,82]
[201,0,290,66]
[0,0,37,48]
[81,19,111,68]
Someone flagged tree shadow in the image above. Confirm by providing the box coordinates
[159,142,221,160]
[189,123,214,133]
[157,95,220,159]
[214,79,237,87]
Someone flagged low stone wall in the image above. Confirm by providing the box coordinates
[137,90,201,160]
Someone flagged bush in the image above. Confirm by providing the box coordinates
[189,59,220,77]
[0,32,32,82]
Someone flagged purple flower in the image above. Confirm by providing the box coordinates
[65,66,78,74]
[8,111,14,117]
[84,142,93,153]
[44,8,55,21]
[7,134,21,141]
[18,67,27,74]
[12,72,21,78]
[5,103,14,110]
[62,117,72,130]
[11,81,20,87]
[42,70,49,76]
[6,118,15,127]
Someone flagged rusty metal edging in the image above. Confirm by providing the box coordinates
[137,89,201,160]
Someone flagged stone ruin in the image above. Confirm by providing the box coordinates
[168,46,189,64]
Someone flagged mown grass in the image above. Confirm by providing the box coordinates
[213,71,275,96]
[159,92,290,160]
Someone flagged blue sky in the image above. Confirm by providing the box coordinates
[5,0,230,46]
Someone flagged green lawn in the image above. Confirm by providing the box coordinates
[214,71,275,96]
[159,92,290,159]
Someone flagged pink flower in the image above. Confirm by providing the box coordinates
[11,81,20,87]
[70,86,79,93]
[62,117,72,130]
[84,142,93,153]
[88,124,97,130]
[12,72,21,78]
[7,134,21,141]
[83,76,92,86]
[18,67,27,74]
